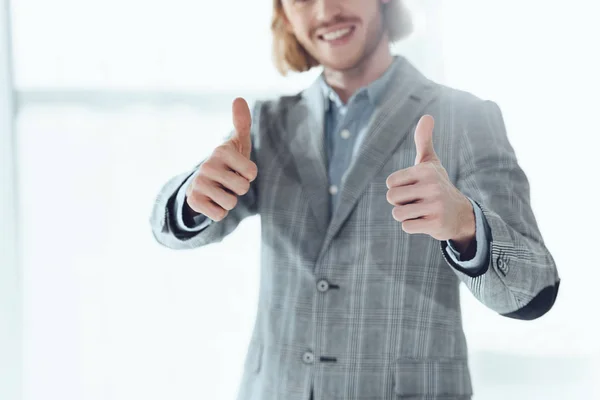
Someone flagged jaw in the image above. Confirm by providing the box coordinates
[309,25,365,70]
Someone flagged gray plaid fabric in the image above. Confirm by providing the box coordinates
[150,55,560,400]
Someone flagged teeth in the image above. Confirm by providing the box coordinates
[322,28,352,41]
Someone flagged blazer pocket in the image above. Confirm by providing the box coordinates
[393,358,472,398]
[243,341,263,374]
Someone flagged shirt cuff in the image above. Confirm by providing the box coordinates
[174,171,213,232]
[445,197,490,270]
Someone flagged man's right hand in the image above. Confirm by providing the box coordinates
[185,97,258,222]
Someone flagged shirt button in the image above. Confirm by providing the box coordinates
[340,129,351,139]
[329,185,338,195]
[302,351,315,364]
[317,279,330,292]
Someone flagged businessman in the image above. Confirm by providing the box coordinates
[150,0,560,399]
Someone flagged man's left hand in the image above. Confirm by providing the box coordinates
[385,115,476,249]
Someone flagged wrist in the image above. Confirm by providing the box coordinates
[182,197,202,224]
[451,199,476,254]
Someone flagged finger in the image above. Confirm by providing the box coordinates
[401,218,431,234]
[232,97,252,159]
[386,185,424,206]
[203,165,251,196]
[414,114,436,165]
[386,167,419,189]
[392,202,429,223]
[186,194,228,221]
[216,144,258,182]
[193,175,238,211]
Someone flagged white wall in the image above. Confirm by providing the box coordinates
[441,1,600,397]
[0,1,21,399]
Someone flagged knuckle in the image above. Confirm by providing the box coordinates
[185,182,194,197]
[198,162,212,176]
[201,163,223,180]
[428,163,439,177]
[224,178,243,196]
[214,209,228,221]
[221,195,237,211]
[192,177,209,195]
[212,144,228,159]
[248,163,258,180]
[233,185,246,197]
[186,195,203,213]
[386,189,394,204]
[241,180,251,195]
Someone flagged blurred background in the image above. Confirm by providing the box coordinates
[1,0,599,399]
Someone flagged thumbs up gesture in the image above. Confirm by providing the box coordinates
[385,115,476,247]
[185,97,258,221]
[230,97,253,159]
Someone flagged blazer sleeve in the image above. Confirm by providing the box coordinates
[172,170,213,232]
[445,196,490,270]
[149,101,262,250]
[440,99,560,320]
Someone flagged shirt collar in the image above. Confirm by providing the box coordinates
[318,55,402,112]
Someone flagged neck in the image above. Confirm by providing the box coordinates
[322,34,393,104]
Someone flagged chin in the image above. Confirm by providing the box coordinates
[321,58,359,72]
[316,50,365,72]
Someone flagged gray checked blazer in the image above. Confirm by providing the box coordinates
[150,55,560,400]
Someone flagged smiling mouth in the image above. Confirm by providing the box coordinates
[318,26,355,42]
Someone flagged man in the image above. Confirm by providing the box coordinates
[150,0,561,399]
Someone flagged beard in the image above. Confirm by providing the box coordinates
[346,13,387,71]
[303,8,387,73]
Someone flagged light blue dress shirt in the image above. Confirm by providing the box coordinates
[173,59,491,268]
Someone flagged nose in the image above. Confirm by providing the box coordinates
[314,0,342,24]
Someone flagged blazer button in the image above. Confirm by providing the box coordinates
[317,279,330,292]
[497,255,509,275]
[302,351,315,364]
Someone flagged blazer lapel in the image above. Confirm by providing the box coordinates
[285,79,331,234]
[317,57,439,263]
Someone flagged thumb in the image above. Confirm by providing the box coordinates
[414,114,437,165]
[231,97,252,159]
